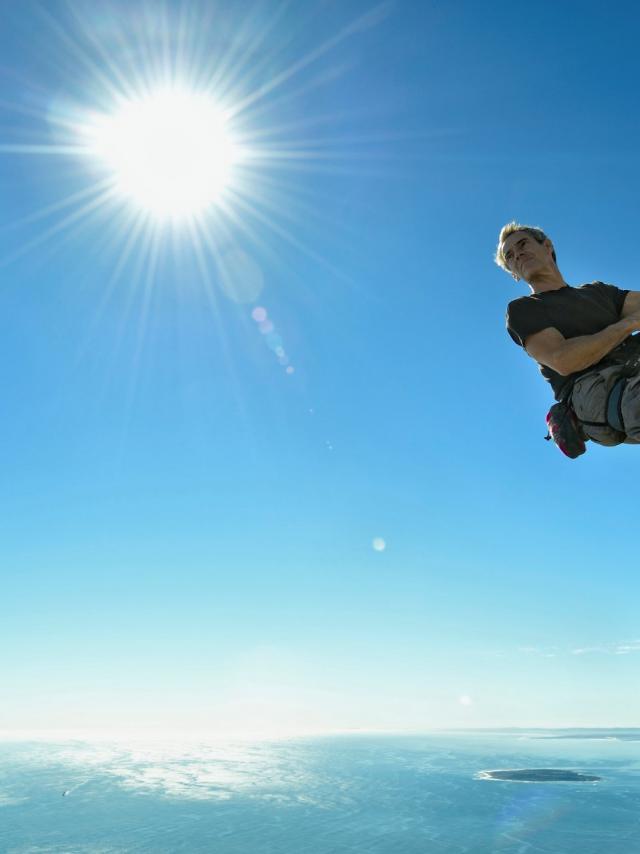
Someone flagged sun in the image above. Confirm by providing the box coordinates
[84,87,239,220]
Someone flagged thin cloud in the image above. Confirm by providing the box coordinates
[615,641,640,655]
[515,641,640,657]
[571,641,640,656]
[571,646,607,655]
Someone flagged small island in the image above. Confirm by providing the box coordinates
[478,768,601,783]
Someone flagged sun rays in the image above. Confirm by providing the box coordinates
[0,0,396,398]
[3,2,392,248]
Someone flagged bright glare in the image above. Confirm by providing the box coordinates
[86,88,238,218]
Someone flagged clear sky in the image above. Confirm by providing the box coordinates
[1,0,639,737]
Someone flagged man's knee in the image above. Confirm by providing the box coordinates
[583,425,625,446]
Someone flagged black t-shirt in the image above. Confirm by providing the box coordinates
[506,282,629,399]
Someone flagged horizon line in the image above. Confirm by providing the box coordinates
[1,724,639,743]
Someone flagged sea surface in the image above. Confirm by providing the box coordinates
[1,730,639,853]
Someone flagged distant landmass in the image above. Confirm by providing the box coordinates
[449,728,640,741]
[531,731,640,742]
[478,768,601,783]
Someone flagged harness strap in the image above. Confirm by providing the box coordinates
[606,377,628,433]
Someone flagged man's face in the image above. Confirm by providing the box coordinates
[502,231,554,281]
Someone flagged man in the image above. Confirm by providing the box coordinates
[496,222,640,446]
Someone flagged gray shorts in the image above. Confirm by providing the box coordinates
[571,365,640,445]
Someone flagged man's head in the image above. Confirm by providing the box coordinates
[495,222,558,282]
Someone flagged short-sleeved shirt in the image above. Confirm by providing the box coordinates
[506,282,629,399]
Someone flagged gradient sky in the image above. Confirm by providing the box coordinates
[1,0,639,736]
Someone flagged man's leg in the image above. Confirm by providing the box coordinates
[571,366,626,447]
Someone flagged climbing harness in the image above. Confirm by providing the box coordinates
[545,334,640,456]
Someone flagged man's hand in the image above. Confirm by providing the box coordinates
[621,309,640,334]
[622,290,640,320]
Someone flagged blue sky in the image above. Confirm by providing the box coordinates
[1,0,639,736]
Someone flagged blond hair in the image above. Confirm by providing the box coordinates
[495,221,557,274]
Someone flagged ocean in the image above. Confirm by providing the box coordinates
[1,730,639,853]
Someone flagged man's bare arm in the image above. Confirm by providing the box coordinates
[524,314,640,376]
